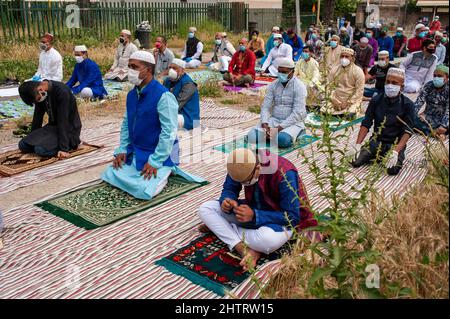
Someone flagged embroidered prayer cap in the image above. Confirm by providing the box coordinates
[121,29,132,36]
[277,57,295,69]
[331,34,340,41]
[387,67,405,79]
[397,27,404,32]
[415,23,425,30]
[273,33,283,39]
[130,50,155,64]
[74,45,88,52]
[171,58,186,69]
[227,148,257,183]
[436,64,449,75]
[378,50,389,57]
[360,37,369,44]
[341,47,355,56]
[189,26,197,33]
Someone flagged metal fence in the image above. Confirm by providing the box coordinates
[0,0,249,41]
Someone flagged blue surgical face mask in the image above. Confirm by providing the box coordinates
[433,76,445,88]
[396,32,402,37]
[311,34,317,39]
[278,70,292,83]
[239,45,246,52]
[365,33,372,39]
[188,32,195,39]
[301,52,310,60]
[330,41,337,48]
[273,40,281,47]
[419,32,427,38]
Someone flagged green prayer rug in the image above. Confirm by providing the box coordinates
[213,134,319,155]
[305,113,364,131]
[36,176,208,230]
[156,233,291,296]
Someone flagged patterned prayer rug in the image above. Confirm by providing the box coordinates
[155,233,291,296]
[0,143,103,177]
[213,134,319,156]
[305,113,364,131]
[254,76,277,84]
[187,70,223,85]
[36,175,208,230]
[223,83,265,93]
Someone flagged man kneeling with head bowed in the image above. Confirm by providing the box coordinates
[198,148,317,271]
[101,51,203,200]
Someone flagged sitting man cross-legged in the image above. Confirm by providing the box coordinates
[247,58,307,149]
[348,68,415,176]
[222,38,256,87]
[18,80,81,158]
[104,29,138,81]
[198,148,317,271]
[101,51,202,200]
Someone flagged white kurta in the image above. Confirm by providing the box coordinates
[104,42,139,81]
[261,43,293,76]
[35,47,63,82]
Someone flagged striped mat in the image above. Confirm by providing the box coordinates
[0,124,442,299]
[200,99,259,129]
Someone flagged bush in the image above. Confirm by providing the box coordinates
[0,60,37,82]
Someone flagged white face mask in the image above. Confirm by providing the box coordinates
[384,83,401,97]
[378,60,387,67]
[340,58,351,67]
[75,56,84,64]
[37,90,47,103]
[128,69,143,86]
[168,68,178,81]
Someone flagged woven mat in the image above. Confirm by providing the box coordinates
[0,143,103,177]
[36,175,208,230]
[200,99,259,129]
[305,113,364,131]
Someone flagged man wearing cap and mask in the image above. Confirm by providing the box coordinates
[198,148,316,271]
[248,57,307,148]
[153,35,175,77]
[163,59,200,131]
[260,34,293,77]
[352,37,373,76]
[17,79,81,159]
[400,39,438,93]
[434,32,447,65]
[260,26,280,66]
[181,27,203,69]
[348,68,415,175]
[66,45,107,99]
[377,28,394,61]
[364,50,396,97]
[209,32,236,73]
[393,27,407,58]
[285,28,304,62]
[413,64,449,138]
[222,38,256,87]
[294,45,322,108]
[323,48,365,117]
[430,16,441,33]
[32,33,63,82]
[324,34,344,71]
[407,24,427,53]
[305,28,324,61]
[102,51,203,200]
[339,27,350,47]
[105,30,138,81]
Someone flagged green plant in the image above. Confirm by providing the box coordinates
[198,79,223,98]
[0,60,37,82]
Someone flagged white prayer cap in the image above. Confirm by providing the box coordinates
[272,26,280,31]
[227,148,257,183]
[435,31,443,37]
[121,29,132,36]
[277,57,295,69]
[387,67,405,79]
[189,26,197,33]
[424,26,430,31]
[74,45,88,52]
[360,37,369,44]
[273,33,283,39]
[397,27,404,31]
[171,58,186,69]
[368,23,375,28]
[130,50,155,64]
[222,32,227,37]
[340,26,347,31]
[331,34,340,41]
[435,15,439,19]
[415,23,425,30]
[378,50,389,57]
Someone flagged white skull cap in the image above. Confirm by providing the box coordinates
[130,50,155,64]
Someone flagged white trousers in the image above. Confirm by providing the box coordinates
[210,56,232,72]
[178,114,185,129]
[185,59,202,69]
[404,79,422,93]
[79,87,94,98]
[198,200,292,254]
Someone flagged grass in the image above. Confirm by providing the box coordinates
[198,79,223,98]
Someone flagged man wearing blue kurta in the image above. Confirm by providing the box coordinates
[66,45,108,99]
[101,51,203,200]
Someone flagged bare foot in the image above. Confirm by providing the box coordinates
[234,242,261,272]
[244,83,251,88]
[198,223,211,233]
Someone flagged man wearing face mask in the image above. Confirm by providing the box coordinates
[222,38,256,87]
[32,33,63,82]
[260,26,280,66]
[102,51,204,200]
[247,30,265,59]
[430,16,441,33]
[352,37,373,77]
[153,36,174,78]
[348,68,415,175]
[209,32,236,73]
[198,148,316,271]
[400,39,438,93]
[181,27,203,69]
[17,80,81,159]
[163,59,200,131]
[324,24,336,42]
[324,35,344,71]
[365,29,378,66]
[434,32,446,65]
[413,64,449,138]
[364,51,396,97]
[294,45,322,107]
[393,27,407,58]
[323,48,365,116]
[377,28,394,61]
[407,24,427,53]
[305,29,324,61]
[104,30,138,81]
[249,58,307,149]
[285,28,304,62]
[260,34,293,77]
[66,45,107,99]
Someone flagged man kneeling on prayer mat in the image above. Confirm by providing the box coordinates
[198,148,317,271]
[101,51,203,200]
[247,57,307,149]
[221,38,256,87]
[321,47,365,118]
[104,29,138,81]
[18,80,81,158]
[348,68,415,176]
[163,59,200,131]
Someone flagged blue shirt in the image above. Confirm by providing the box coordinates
[285,34,304,61]
[66,58,108,98]
[377,36,394,60]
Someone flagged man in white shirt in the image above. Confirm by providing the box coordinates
[181,27,203,69]
[260,34,293,77]
[105,29,138,81]
[209,32,236,72]
[33,33,63,82]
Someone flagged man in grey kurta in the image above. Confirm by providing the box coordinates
[154,36,175,77]
[105,30,138,81]
[247,57,307,148]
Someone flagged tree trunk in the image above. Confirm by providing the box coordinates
[322,0,336,25]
